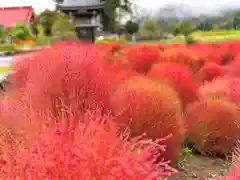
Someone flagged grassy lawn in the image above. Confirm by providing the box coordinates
[192,30,240,43]
[140,30,240,44]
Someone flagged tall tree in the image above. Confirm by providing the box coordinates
[141,19,161,37]
[103,0,132,32]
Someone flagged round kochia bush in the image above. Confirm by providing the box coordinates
[120,44,161,74]
[197,63,226,83]
[198,77,230,101]
[148,63,198,109]
[162,46,205,73]
[110,76,184,164]
[0,111,176,179]
[186,98,240,156]
[12,42,113,119]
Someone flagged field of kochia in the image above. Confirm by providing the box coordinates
[0,40,240,179]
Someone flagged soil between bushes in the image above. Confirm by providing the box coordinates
[168,154,230,180]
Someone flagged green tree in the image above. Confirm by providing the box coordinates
[173,21,195,43]
[233,11,240,29]
[51,14,75,36]
[141,19,161,37]
[125,20,139,35]
[102,0,132,32]
[33,10,60,36]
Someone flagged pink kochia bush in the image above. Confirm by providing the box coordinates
[148,63,198,108]
[110,76,184,164]
[10,42,113,119]
[0,111,177,179]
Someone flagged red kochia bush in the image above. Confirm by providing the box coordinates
[186,98,240,156]
[110,76,184,164]
[148,63,198,108]
[197,63,227,83]
[0,111,177,179]
[15,42,112,119]
[229,53,240,77]
[162,47,205,73]
[120,44,162,74]
[9,51,40,90]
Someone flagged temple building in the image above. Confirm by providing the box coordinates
[56,0,105,42]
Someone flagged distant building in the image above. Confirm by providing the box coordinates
[0,6,34,27]
[56,0,105,42]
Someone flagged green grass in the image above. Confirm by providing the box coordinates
[192,30,240,43]
[140,30,240,44]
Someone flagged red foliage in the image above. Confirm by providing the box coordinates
[229,53,240,77]
[120,44,162,74]
[197,63,227,83]
[198,77,230,101]
[162,46,205,73]
[148,63,198,108]
[0,111,177,179]
[110,76,184,164]
[226,77,240,103]
[186,98,240,156]
[11,42,113,120]
[107,65,139,87]
[9,52,39,90]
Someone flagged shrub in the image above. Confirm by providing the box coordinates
[9,42,112,120]
[148,63,198,108]
[198,77,230,101]
[10,51,40,90]
[226,77,240,104]
[197,63,227,83]
[120,44,162,74]
[107,65,138,87]
[110,76,184,164]
[198,76,240,104]
[229,53,240,77]
[0,111,177,179]
[162,46,205,73]
[186,98,240,156]
[9,23,31,41]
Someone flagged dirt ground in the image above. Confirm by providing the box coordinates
[168,154,230,180]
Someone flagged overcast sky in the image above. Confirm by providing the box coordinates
[0,0,240,13]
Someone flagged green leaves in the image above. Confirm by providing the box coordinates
[173,21,195,37]
[125,20,139,35]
